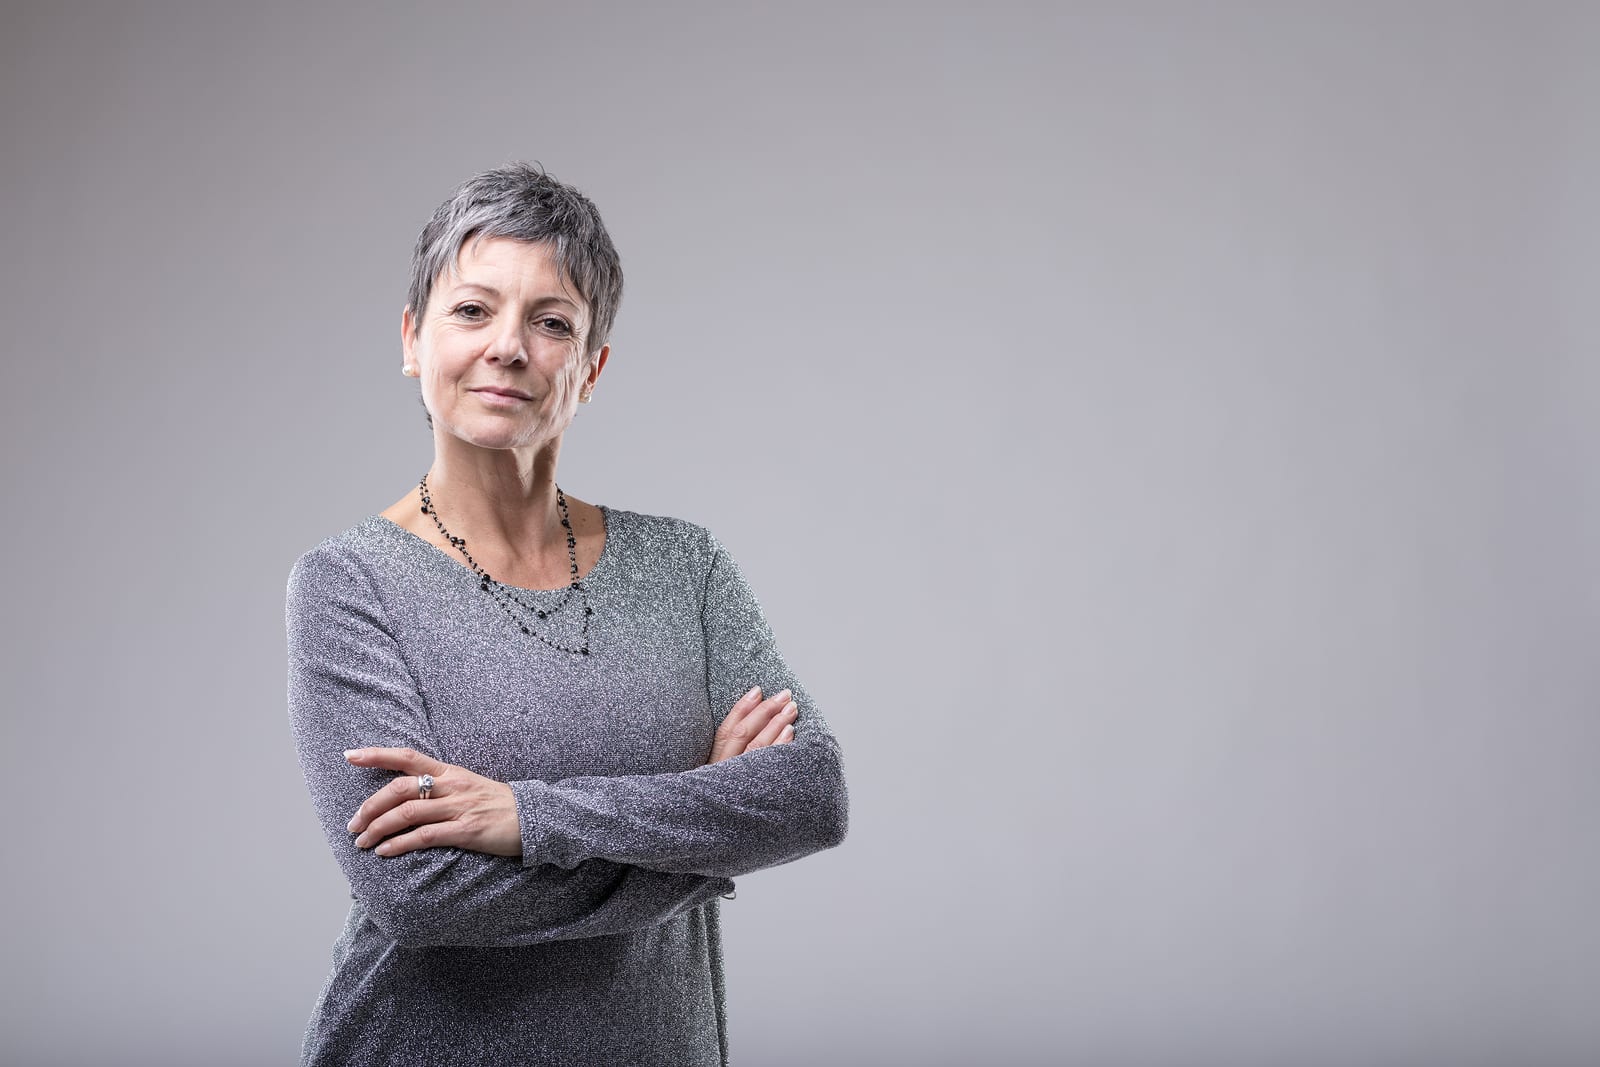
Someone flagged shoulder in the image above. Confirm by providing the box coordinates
[601,504,726,583]
[286,517,391,603]
[604,505,714,555]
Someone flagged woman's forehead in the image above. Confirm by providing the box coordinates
[454,234,556,277]
[443,236,581,305]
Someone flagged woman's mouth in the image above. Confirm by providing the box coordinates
[474,389,530,406]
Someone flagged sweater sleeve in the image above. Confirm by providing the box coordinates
[285,541,734,949]
[510,528,849,878]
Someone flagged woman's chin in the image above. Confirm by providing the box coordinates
[450,421,556,452]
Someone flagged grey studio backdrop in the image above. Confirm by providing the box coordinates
[1,3,1596,1066]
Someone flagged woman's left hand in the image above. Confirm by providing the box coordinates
[343,747,522,859]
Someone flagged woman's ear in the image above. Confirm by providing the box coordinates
[401,305,418,367]
[588,344,610,389]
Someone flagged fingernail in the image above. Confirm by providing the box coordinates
[347,815,360,831]
[782,724,794,738]
[744,685,760,701]
[776,688,791,701]
[344,749,361,760]
[785,701,797,715]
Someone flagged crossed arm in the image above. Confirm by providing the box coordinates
[344,677,800,854]
[285,531,848,949]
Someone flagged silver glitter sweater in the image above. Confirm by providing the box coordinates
[285,505,849,1066]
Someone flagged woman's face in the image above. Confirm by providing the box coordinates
[402,235,606,454]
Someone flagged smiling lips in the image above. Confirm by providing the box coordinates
[474,387,532,403]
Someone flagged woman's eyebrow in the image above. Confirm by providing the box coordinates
[449,281,579,311]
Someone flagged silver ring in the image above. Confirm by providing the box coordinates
[417,774,434,800]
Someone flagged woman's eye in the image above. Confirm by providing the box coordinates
[454,303,486,320]
[539,317,573,335]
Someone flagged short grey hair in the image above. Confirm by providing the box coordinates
[405,161,623,358]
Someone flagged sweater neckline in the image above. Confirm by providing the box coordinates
[365,503,617,595]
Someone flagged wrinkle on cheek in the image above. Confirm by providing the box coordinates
[543,353,574,411]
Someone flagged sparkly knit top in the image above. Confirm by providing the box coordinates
[285,505,849,1066]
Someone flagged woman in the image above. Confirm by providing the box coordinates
[285,162,849,1066]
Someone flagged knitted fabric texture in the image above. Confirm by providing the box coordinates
[286,505,848,1066]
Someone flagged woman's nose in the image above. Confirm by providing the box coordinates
[484,322,528,363]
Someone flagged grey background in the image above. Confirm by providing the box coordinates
[2,2,1596,1065]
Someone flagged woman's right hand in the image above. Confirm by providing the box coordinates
[709,686,798,763]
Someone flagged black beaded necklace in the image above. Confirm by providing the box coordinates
[417,472,594,656]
